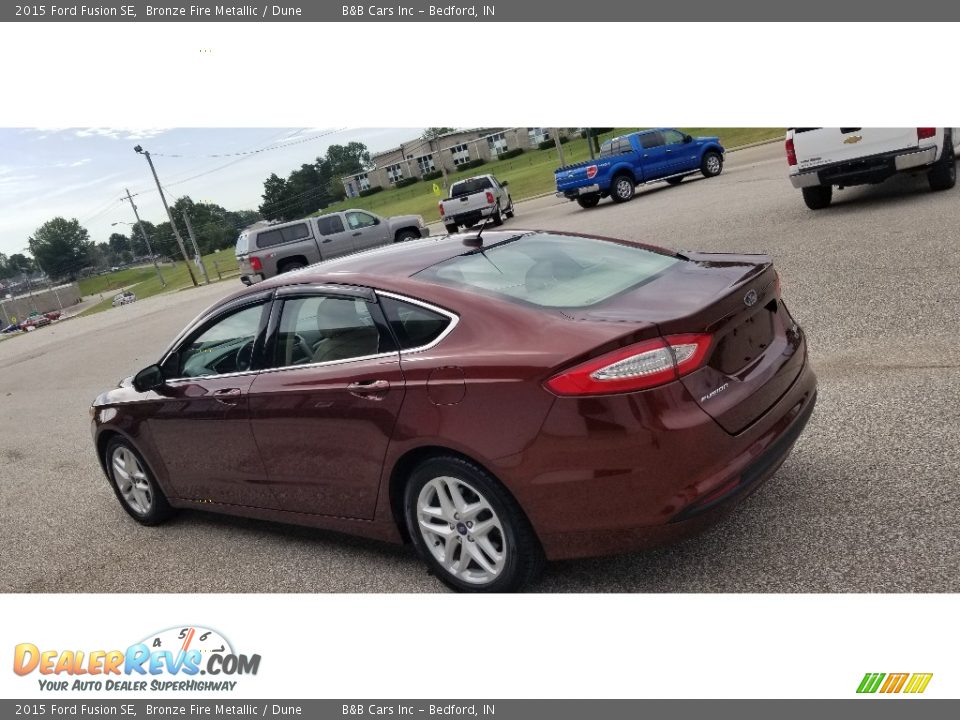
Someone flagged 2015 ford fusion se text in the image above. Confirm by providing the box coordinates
[90,230,817,592]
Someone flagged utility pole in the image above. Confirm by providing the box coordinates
[134,145,197,287]
[552,128,566,167]
[586,128,596,160]
[182,210,210,284]
[123,188,166,287]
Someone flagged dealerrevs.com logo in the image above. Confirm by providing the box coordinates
[13,626,261,692]
[857,673,933,695]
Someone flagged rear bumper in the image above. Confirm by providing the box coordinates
[790,145,938,188]
[448,207,494,227]
[557,183,601,199]
[239,273,264,286]
[518,356,818,561]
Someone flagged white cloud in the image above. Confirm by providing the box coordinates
[73,127,170,141]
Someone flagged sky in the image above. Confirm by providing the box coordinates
[0,127,426,257]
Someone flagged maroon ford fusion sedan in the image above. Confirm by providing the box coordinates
[91,230,817,592]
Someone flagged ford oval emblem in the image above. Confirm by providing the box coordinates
[743,289,759,307]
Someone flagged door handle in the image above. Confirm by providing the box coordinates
[352,231,362,237]
[347,379,390,398]
[212,387,242,405]
[322,238,332,243]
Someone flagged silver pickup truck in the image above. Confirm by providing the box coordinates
[236,209,429,285]
[439,174,514,234]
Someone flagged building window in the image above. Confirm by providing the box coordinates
[386,164,404,184]
[356,173,370,191]
[528,128,551,146]
[487,132,508,156]
[416,154,436,174]
[450,143,471,166]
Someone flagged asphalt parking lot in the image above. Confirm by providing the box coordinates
[2,141,958,593]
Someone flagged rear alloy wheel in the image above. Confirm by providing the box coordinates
[701,151,723,178]
[928,142,956,191]
[395,229,420,242]
[404,457,544,593]
[576,193,601,209]
[105,437,173,526]
[802,185,833,210]
[610,175,635,203]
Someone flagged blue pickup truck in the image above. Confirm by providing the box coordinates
[555,129,725,208]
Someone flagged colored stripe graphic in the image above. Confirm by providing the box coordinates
[857,673,885,694]
[857,672,932,694]
[903,673,933,694]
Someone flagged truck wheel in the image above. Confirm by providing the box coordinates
[701,151,723,177]
[610,175,635,203]
[491,205,505,226]
[802,185,833,210]
[928,143,956,191]
[278,260,305,274]
[576,194,601,209]
[394,229,420,243]
[504,202,515,219]
[444,224,458,235]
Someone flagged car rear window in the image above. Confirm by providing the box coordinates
[379,296,452,349]
[450,178,492,197]
[413,234,679,309]
[235,232,251,254]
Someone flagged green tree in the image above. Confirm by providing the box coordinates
[108,232,131,255]
[27,217,93,279]
[259,173,289,221]
[7,253,35,276]
[325,142,371,177]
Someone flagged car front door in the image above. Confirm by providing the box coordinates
[313,214,357,259]
[146,297,277,508]
[246,286,406,519]
[345,210,390,251]
[661,129,698,174]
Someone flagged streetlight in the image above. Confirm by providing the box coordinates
[112,208,166,287]
[133,145,198,287]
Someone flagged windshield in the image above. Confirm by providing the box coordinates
[413,234,679,309]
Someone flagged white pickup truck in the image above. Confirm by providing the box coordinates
[439,174,514,234]
[786,128,958,209]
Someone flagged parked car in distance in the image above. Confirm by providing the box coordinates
[439,175,514,234]
[236,210,430,285]
[556,129,725,208]
[112,291,136,307]
[19,313,52,330]
[786,127,959,209]
[91,229,817,592]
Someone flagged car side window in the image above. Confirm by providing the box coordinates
[176,303,267,378]
[662,130,686,146]
[316,215,345,236]
[379,296,452,350]
[346,211,377,230]
[273,296,384,368]
[640,132,665,149]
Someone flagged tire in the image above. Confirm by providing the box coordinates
[802,185,833,210]
[403,456,545,593]
[104,436,174,526]
[491,204,505,226]
[444,224,459,235]
[576,194,601,209]
[504,202,515,219]
[701,151,723,178]
[666,176,684,186]
[609,174,635,203]
[928,141,956,191]
[278,261,305,274]
[394,229,420,243]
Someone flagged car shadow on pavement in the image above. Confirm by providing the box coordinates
[816,169,954,212]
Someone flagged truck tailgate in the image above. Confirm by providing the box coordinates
[793,128,920,170]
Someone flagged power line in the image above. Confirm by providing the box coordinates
[147,127,346,159]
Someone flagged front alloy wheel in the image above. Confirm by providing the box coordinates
[105,437,173,525]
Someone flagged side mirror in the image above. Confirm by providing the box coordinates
[373,216,381,225]
[683,134,693,143]
[133,364,165,393]
[501,180,509,186]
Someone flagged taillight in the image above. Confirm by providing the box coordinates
[439,202,445,217]
[544,334,712,396]
[249,256,262,272]
[485,191,495,204]
[785,136,797,166]
[917,127,936,140]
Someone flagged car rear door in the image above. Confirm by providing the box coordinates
[246,285,406,519]
[313,214,357,259]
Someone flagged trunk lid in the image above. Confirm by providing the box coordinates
[567,252,804,434]
[792,127,920,170]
